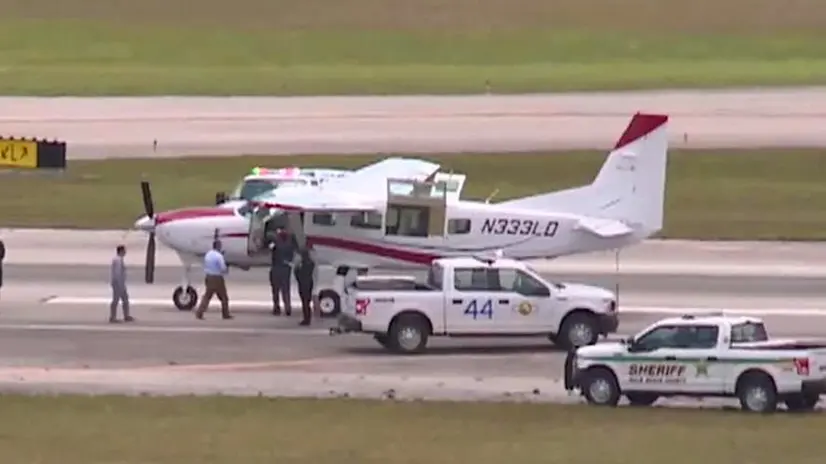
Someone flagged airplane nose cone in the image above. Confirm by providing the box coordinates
[134,215,155,232]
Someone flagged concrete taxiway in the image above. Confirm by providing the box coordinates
[1,229,825,405]
[3,88,826,158]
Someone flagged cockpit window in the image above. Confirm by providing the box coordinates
[234,178,308,200]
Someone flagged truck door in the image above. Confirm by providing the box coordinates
[669,324,725,393]
[622,324,689,393]
[444,266,507,334]
[492,267,551,333]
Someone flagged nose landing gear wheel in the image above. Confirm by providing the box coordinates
[173,286,198,311]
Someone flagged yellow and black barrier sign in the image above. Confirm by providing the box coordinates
[0,137,66,170]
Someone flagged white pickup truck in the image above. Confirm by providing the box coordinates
[331,257,619,354]
[564,313,826,413]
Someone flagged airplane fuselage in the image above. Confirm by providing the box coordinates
[151,199,645,270]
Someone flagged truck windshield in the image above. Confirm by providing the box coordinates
[731,322,769,343]
[427,264,443,290]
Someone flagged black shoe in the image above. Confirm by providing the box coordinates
[285,310,292,317]
[124,316,135,323]
[222,314,234,320]
[272,308,281,316]
[299,319,311,326]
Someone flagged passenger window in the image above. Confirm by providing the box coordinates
[453,267,496,291]
[673,325,719,349]
[493,269,549,296]
[312,213,336,226]
[448,218,471,234]
[730,322,768,343]
[385,206,429,237]
[633,325,680,351]
[350,211,382,230]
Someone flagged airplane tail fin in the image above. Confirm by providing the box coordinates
[499,113,669,236]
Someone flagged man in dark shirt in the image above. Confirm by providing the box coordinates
[269,227,296,316]
[294,244,318,326]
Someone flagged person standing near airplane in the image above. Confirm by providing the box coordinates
[195,240,232,320]
[109,245,134,323]
[293,243,318,326]
[268,226,296,316]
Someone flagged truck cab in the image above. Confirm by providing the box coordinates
[566,314,826,412]
[333,257,619,354]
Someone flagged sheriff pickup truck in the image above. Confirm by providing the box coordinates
[331,257,619,354]
[564,313,826,413]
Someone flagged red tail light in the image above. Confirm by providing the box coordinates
[355,298,371,315]
[794,358,810,376]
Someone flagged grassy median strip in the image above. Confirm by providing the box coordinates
[1,149,825,240]
[0,0,825,94]
[0,394,821,464]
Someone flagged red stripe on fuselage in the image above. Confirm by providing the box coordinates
[308,236,440,265]
[155,207,235,225]
[217,232,439,265]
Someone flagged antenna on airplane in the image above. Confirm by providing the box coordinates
[485,188,500,204]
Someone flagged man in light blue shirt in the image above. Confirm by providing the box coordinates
[195,240,232,320]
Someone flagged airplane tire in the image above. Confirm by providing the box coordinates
[173,286,198,311]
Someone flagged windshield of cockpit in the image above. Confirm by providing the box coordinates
[730,321,769,343]
[231,178,309,201]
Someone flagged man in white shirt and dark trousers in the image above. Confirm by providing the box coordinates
[196,239,232,320]
[109,245,134,323]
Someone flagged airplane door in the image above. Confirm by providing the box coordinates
[246,207,269,256]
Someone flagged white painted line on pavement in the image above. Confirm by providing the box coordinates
[0,323,331,335]
[45,296,826,317]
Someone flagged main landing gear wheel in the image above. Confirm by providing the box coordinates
[173,286,198,311]
[317,289,341,319]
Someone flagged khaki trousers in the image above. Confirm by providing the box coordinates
[196,275,230,317]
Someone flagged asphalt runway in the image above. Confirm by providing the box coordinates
[4,88,826,158]
[2,252,826,405]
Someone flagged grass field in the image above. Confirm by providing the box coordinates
[1,149,825,240]
[0,0,825,94]
[0,395,823,464]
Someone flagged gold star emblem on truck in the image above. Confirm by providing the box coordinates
[694,360,710,377]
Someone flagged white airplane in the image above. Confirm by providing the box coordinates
[133,112,669,316]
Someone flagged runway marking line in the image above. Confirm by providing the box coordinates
[44,296,826,317]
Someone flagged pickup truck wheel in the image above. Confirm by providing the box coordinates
[581,368,620,407]
[317,290,341,318]
[626,393,659,407]
[558,313,599,350]
[388,315,429,354]
[737,373,778,413]
[784,393,819,412]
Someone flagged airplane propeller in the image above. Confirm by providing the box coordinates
[140,180,156,284]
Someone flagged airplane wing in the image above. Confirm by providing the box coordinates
[323,157,441,196]
[252,188,381,212]
[252,157,441,212]
[575,216,634,238]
